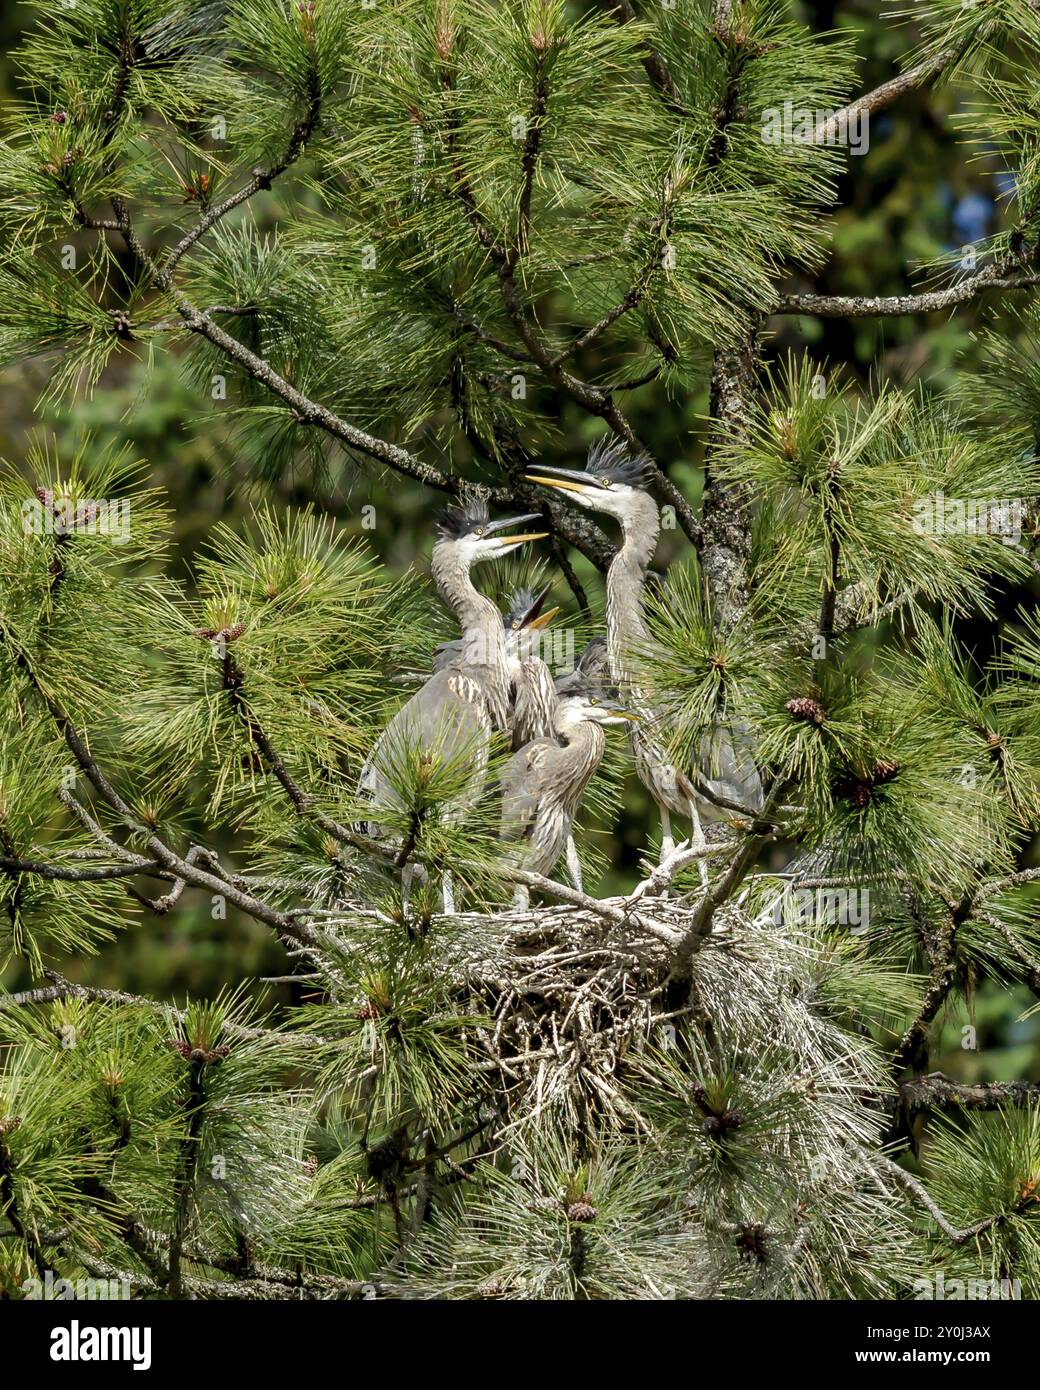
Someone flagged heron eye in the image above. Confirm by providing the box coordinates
[474,527,484,537]
[511,621,519,630]
[590,697,599,705]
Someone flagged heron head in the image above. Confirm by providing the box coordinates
[436,498,548,566]
[524,438,653,525]
[503,583,559,662]
[557,686,639,731]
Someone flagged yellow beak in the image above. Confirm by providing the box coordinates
[524,474,587,494]
[500,531,549,546]
[617,711,641,722]
[526,606,560,631]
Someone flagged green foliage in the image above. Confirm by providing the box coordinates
[921,1106,1040,1297]
[1,0,1040,1304]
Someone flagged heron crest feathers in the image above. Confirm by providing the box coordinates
[586,437,653,488]
[436,493,490,539]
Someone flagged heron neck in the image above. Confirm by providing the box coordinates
[606,493,659,674]
[431,543,511,723]
[552,719,606,805]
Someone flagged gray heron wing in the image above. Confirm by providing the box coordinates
[512,656,558,748]
[431,636,464,674]
[359,667,492,824]
[697,720,764,815]
[498,739,554,844]
[554,635,608,697]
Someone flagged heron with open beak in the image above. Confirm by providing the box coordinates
[359,498,548,910]
[526,439,763,866]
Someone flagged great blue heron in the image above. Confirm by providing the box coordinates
[359,499,547,909]
[432,579,563,754]
[499,685,637,909]
[526,440,763,865]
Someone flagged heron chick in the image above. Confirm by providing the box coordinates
[499,687,636,910]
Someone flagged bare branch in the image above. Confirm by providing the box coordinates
[881,1156,1006,1246]
[774,267,1040,318]
[811,44,968,147]
[0,855,159,882]
[901,1072,1040,1114]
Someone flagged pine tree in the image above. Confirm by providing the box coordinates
[1,0,1040,1302]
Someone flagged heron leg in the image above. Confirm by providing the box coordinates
[687,798,709,887]
[401,863,416,915]
[565,835,583,894]
[658,805,674,864]
[441,871,456,916]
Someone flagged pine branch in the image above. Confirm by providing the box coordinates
[891,904,959,1078]
[881,1156,1007,1246]
[106,204,617,573]
[0,614,324,951]
[548,205,669,368]
[626,837,739,902]
[900,1073,1040,1114]
[448,301,534,364]
[441,49,701,547]
[0,972,333,1052]
[671,776,789,971]
[974,867,1040,900]
[811,41,972,147]
[0,1126,48,1279]
[0,855,160,882]
[168,1055,207,1299]
[775,267,1040,318]
[700,322,761,631]
[163,79,323,283]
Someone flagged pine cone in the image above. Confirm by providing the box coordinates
[529,1195,561,1213]
[166,1039,229,1064]
[355,1000,381,1021]
[736,1223,768,1263]
[833,759,900,806]
[785,696,826,724]
[702,1107,744,1136]
[565,1197,598,1224]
